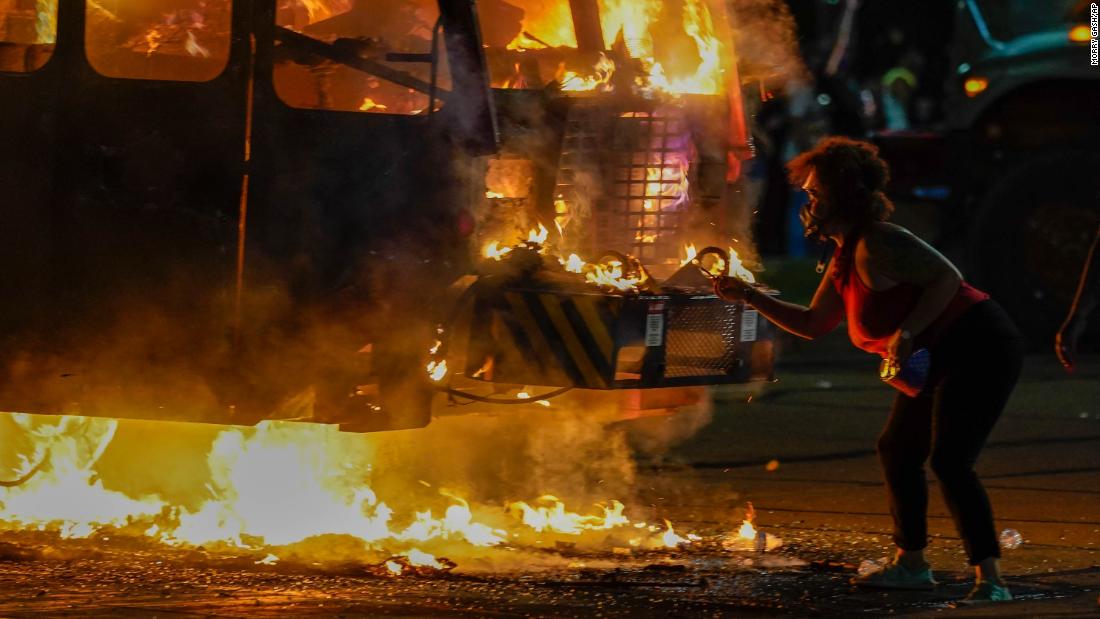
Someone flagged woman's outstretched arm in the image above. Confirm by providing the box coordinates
[715,261,844,340]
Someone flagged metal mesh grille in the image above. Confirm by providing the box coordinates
[553,103,694,262]
[664,301,741,378]
[601,111,692,262]
[553,103,606,255]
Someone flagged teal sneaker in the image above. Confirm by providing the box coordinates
[959,580,1012,604]
[851,560,937,590]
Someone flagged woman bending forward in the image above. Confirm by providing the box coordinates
[715,137,1022,603]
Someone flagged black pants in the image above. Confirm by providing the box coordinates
[877,300,1023,565]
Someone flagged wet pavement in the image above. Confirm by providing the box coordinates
[1,338,1098,617]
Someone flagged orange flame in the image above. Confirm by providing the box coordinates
[681,244,755,283]
[508,496,629,534]
[726,247,755,283]
[660,519,688,547]
[509,0,731,96]
[560,53,616,92]
[482,241,514,261]
[738,501,757,540]
[0,414,705,570]
[526,223,550,245]
[359,98,389,112]
[584,260,641,292]
[561,253,586,273]
[737,519,756,540]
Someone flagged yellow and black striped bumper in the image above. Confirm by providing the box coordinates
[462,284,774,389]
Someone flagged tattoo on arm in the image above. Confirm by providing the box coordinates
[864,225,959,287]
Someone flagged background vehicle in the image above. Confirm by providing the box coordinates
[877,0,1100,347]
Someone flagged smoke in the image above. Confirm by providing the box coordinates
[622,395,714,461]
[0,0,809,570]
[724,0,806,86]
[371,392,639,506]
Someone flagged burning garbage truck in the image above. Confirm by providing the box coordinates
[0,0,785,433]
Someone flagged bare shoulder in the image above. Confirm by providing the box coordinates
[863,222,920,248]
[854,222,908,261]
[857,222,959,285]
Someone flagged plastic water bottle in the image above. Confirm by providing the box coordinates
[858,557,888,577]
[754,530,767,553]
[999,528,1023,550]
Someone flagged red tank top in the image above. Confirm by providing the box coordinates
[831,238,989,357]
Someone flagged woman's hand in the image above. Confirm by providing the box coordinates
[886,329,914,369]
[713,276,755,303]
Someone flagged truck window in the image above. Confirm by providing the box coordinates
[273,0,448,115]
[477,0,578,89]
[0,0,56,72]
[85,0,231,81]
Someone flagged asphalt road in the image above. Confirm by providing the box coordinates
[0,335,1097,617]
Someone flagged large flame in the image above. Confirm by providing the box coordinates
[646,0,726,95]
[0,414,163,538]
[506,0,579,50]
[505,0,731,96]
[0,413,705,572]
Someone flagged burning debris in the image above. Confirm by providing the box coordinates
[0,412,783,576]
[425,224,774,397]
[722,502,782,553]
[0,0,805,588]
[474,223,757,296]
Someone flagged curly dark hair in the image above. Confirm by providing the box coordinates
[787,136,894,227]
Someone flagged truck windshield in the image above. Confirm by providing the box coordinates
[0,0,57,72]
[974,0,1083,41]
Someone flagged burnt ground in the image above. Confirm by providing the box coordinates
[0,530,1096,617]
[1,338,1098,617]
